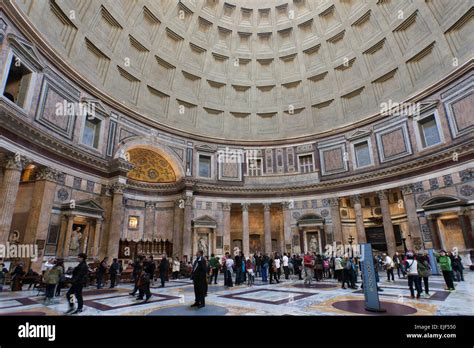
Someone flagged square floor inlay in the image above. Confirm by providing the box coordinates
[219,289,316,305]
[84,293,180,311]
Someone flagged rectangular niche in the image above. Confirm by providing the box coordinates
[280,54,299,76]
[276,4,289,24]
[278,28,295,51]
[146,85,170,116]
[152,56,175,88]
[175,99,197,126]
[83,38,110,84]
[91,6,123,51]
[186,43,207,71]
[257,112,278,135]
[257,32,273,52]
[334,58,362,90]
[283,107,307,132]
[174,2,193,31]
[341,87,366,118]
[281,81,303,105]
[371,68,402,102]
[205,80,226,105]
[311,99,338,132]
[194,17,212,43]
[210,53,228,76]
[256,59,274,80]
[318,139,348,176]
[308,72,330,100]
[319,5,341,33]
[236,32,252,53]
[392,10,431,56]
[125,35,149,72]
[405,42,441,87]
[48,0,77,55]
[231,85,251,107]
[198,107,224,133]
[374,120,413,163]
[363,38,393,75]
[228,112,250,134]
[222,3,236,24]
[351,10,381,46]
[303,44,324,71]
[178,71,201,99]
[202,0,218,16]
[442,79,473,138]
[293,0,312,18]
[256,85,276,105]
[240,8,253,26]
[326,30,351,60]
[116,66,140,104]
[258,8,271,26]
[298,19,318,45]
[134,6,161,43]
[444,8,474,58]
[235,58,251,80]
[162,28,184,57]
[215,26,232,50]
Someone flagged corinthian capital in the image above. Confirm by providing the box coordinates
[222,202,232,211]
[376,190,388,200]
[183,195,194,206]
[5,153,29,171]
[109,182,126,194]
[401,184,414,195]
[350,194,361,205]
[35,167,59,182]
[241,202,250,211]
[329,197,340,207]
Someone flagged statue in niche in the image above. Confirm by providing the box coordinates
[308,234,319,253]
[69,226,84,256]
[197,234,208,256]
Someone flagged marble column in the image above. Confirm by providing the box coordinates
[241,202,250,256]
[263,203,272,254]
[351,194,366,244]
[329,197,343,244]
[61,214,75,258]
[426,215,441,250]
[222,202,231,254]
[92,218,103,258]
[377,190,397,256]
[401,185,423,249]
[281,201,292,253]
[458,211,473,251]
[144,202,155,241]
[182,194,194,260]
[0,154,27,243]
[172,199,183,258]
[107,183,126,259]
[23,167,59,271]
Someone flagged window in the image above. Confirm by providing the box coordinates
[198,154,212,178]
[364,197,371,207]
[82,116,101,149]
[2,55,33,108]
[418,115,441,148]
[247,158,262,176]
[353,141,372,168]
[298,154,314,173]
[128,216,139,230]
[392,192,399,203]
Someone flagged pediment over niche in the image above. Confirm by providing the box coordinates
[192,215,217,228]
[7,33,44,71]
[80,97,109,116]
[60,199,104,216]
[195,144,217,153]
[421,195,467,211]
[345,129,372,141]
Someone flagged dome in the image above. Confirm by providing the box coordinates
[13,0,474,141]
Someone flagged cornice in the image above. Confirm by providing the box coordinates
[1,1,473,146]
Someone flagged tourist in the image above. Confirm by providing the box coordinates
[159,254,169,288]
[209,254,219,285]
[190,250,207,308]
[241,253,247,283]
[66,253,89,314]
[129,257,142,296]
[452,254,464,282]
[334,255,343,282]
[146,256,156,285]
[255,253,262,278]
[96,257,108,289]
[0,263,8,292]
[42,258,55,273]
[172,257,180,279]
[416,253,431,297]
[405,252,422,299]
[269,253,280,284]
[282,253,289,279]
[383,253,395,282]
[224,252,234,287]
[246,257,255,286]
[136,261,152,303]
[323,257,330,279]
[109,258,120,289]
[235,252,242,285]
[10,261,25,291]
[341,256,356,289]
[303,252,314,285]
[43,259,63,305]
[261,253,269,282]
[314,254,323,281]
[437,250,455,291]
[393,252,405,279]
[274,253,281,280]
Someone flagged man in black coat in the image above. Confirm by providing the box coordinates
[190,250,207,308]
[129,256,143,296]
[159,255,169,288]
[109,258,120,288]
[66,253,89,314]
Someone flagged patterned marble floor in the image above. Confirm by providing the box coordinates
[0,272,472,316]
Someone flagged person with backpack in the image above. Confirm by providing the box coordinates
[303,251,314,285]
[282,253,289,280]
[341,256,356,289]
[405,252,422,299]
[334,256,343,282]
[108,258,120,289]
[246,257,255,286]
[269,253,280,284]
[393,252,405,279]
[43,259,64,305]
[314,254,323,281]
[323,257,330,279]
[208,254,219,285]
[224,252,234,287]
[416,253,431,297]
[96,257,108,289]
[437,250,455,291]
[383,253,395,282]
[452,254,464,282]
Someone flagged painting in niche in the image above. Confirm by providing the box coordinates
[69,224,86,256]
[197,233,209,255]
[306,232,320,254]
[249,234,261,254]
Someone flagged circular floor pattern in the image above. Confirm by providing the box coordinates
[293,283,337,289]
[332,300,417,315]
[147,304,228,316]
